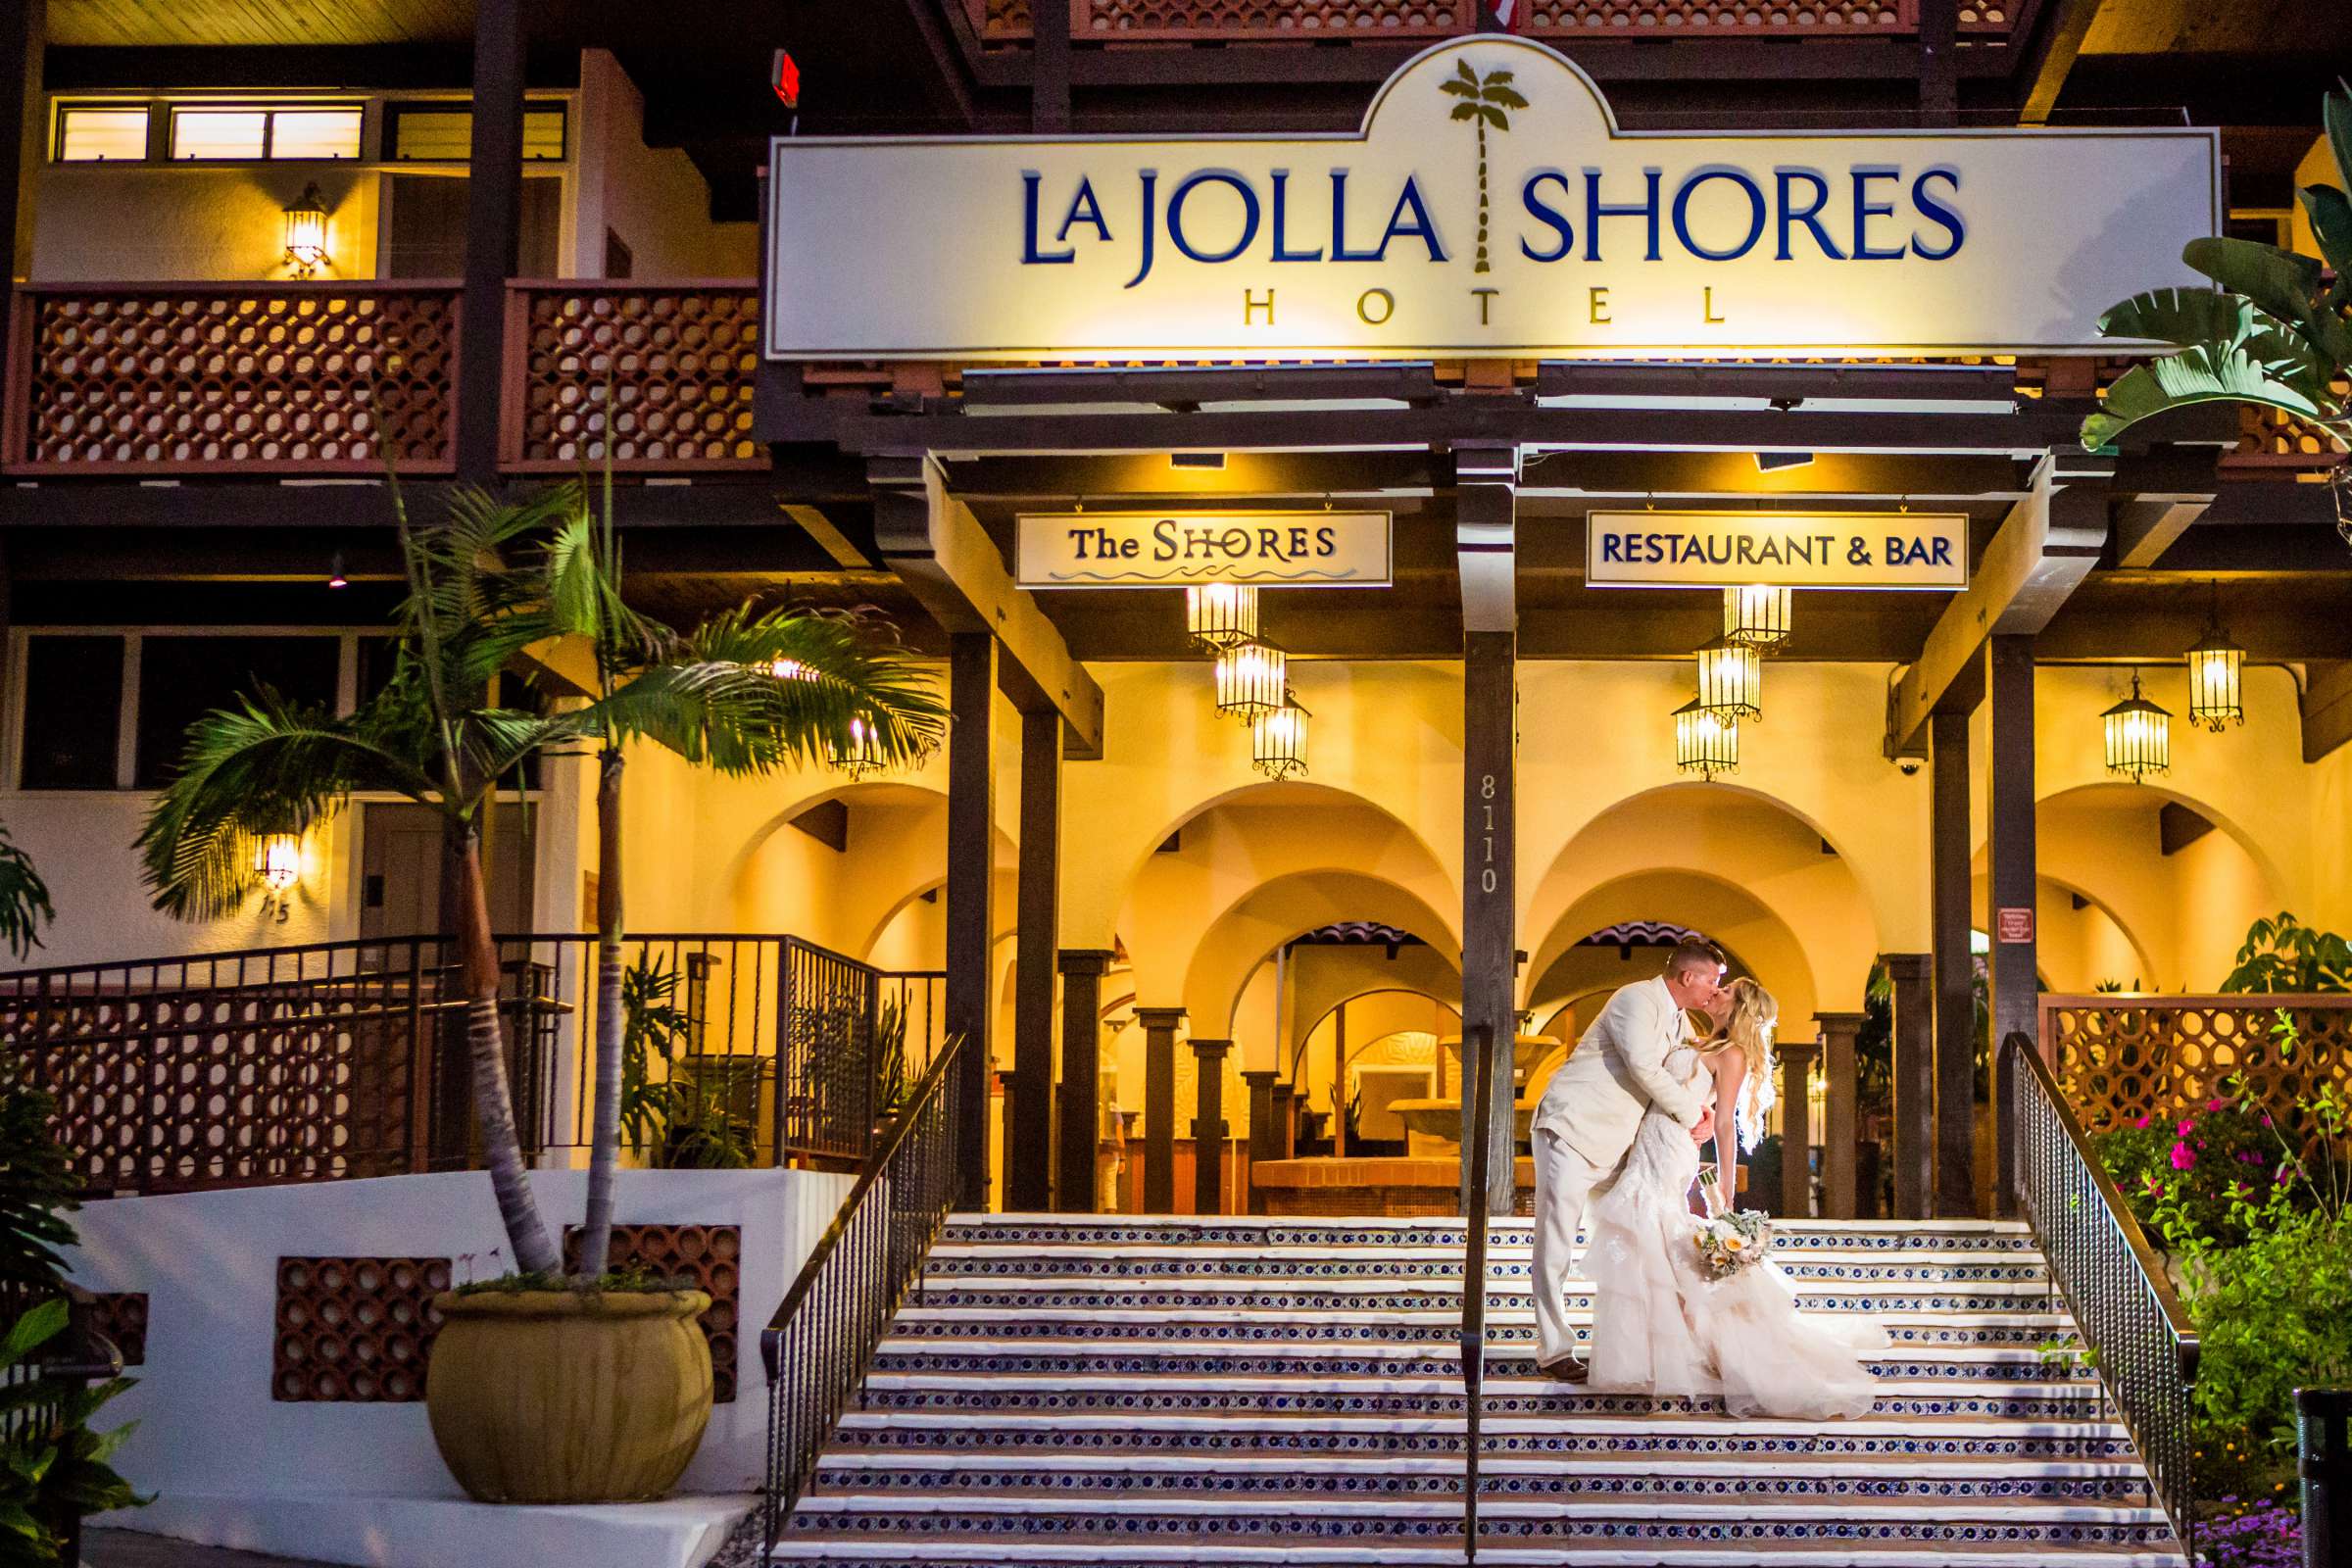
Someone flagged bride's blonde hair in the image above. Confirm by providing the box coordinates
[1699,977,1779,1152]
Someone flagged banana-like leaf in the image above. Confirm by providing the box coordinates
[2096,287,2256,348]
[2327,79,2352,195]
[2300,183,2352,282]
[2182,236,2324,324]
[2080,343,2328,453]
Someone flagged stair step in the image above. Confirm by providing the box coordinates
[926,1247,2046,1284]
[949,1215,2038,1251]
[772,1545,2184,1568]
[889,1307,2070,1348]
[911,1279,2056,1315]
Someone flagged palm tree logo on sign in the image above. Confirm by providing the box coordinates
[1440,59,1529,274]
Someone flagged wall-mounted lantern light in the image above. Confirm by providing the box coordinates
[254,833,301,921]
[283,182,328,277]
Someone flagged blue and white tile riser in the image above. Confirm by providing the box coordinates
[771,1214,2184,1568]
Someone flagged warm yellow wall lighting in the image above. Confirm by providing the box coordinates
[282,183,328,277]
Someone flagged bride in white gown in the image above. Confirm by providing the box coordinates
[1582,977,1887,1419]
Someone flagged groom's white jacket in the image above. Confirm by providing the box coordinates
[1532,975,1709,1167]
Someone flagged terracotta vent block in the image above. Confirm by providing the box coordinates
[86,1292,148,1367]
[564,1223,743,1402]
[272,1255,451,1403]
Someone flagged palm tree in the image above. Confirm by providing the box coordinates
[1440,60,1527,275]
[135,479,941,1279]
[548,472,944,1278]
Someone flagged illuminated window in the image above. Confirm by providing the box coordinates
[170,105,363,161]
[55,106,149,162]
[389,103,567,162]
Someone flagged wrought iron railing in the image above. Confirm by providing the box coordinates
[760,1030,969,1546]
[1458,1022,1495,1564]
[0,934,939,1195]
[2005,1031,2200,1557]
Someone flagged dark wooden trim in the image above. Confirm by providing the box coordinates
[1030,0,1070,132]
[1461,629,1517,1218]
[2157,802,2215,858]
[1055,949,1115,1213]
[2302,662,2352,764]
[1190,1037,1231,1215]
[1007,706,1060,1211]
[456,0,525,484]
[1917,0,1958,125]
[2016,0,2104,123]
[1929,710,1975,1218]
[1815,1011,1868,1218]
[1779,1041,1820,1217]
[947,632,998,1210]
[1985,635,2034,1217]
[1884,951,1933,1220]
[1135,1006,1184,1213]
[1242,1069,1279,1216]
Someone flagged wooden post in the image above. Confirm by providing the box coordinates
[1242,1070,1279,1215]
[1032,0,1072,132]
[1986,636,2037,1217]
[1930,710,1977,1217]
[0,0,41,391]
[1918,0,1959,126]
[1270,1081,1297,1159]
[1884,952,1934,1219]
[1815,1011,1867,1218]
[1461,630,1518,1216]
[1778,1041,1820,1218]
[1136,1006,1184,1212]
[1007,708,1061,1212]
[1055,949,1113,1213]
[1190,1039,1232,1215]
[946,633,998,1210]
[457,0,525,483]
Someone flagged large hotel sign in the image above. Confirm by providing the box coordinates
[1586,510,1971,590]
[1017,511,1394,589]
[764,37,2217,361]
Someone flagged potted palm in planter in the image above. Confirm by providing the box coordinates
[136,478,944,1504]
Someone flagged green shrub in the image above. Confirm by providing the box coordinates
[2094,1099,2277,1249]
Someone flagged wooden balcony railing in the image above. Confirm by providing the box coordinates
[0,280,462,477]
[500,279,762,474]
[2038,993,2352,1136]
[970,0,2015,42]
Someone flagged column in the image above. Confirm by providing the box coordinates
[1054,949,1114,1213]
[1778,1041,1820,1219]
[1814,1011,1867,1219]
[946,634,999,1209]
[457,0,525,482]
[1986,636,2038,1216]
[1884,952,1933,1219]
[1190,1039,1232,1215]
[1136,1007,1184,1213]
[1461,631,1517,1216]
[1242,1070,1280,1215]
[1270,1081,1297,1159]
[1006,708,1061,1212]
[1930,710,1977,1216]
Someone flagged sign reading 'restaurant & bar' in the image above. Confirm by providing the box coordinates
[1017,511,1394,590]
[1586,511,1971,590]
[763,37,2216,361]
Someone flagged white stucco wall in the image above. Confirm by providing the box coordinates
[66,1167,853,1504]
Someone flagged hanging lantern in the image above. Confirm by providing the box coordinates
[828,713,887,779]
[1695,636,1761,722]
[2184,583,2243,732]
[2102,671,2172,783]
[253,834,301,892]
[1252,696,1310,780]
[1674,699,1739,781]
[282,183,328,277]
[1186,583,1258,650]
[1214,641,1286,720]
[1723,585,1791,651]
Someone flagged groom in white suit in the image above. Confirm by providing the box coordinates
[1528,937,1727,1377]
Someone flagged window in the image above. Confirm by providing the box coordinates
[54,106,149,162]
[132,635,340,789]
[18,636,123,790]
[388,102,567,163]
[170,105,362,162]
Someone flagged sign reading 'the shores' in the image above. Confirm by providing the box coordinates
[764,37,2216,361]
[1587,511,1971,590]
[1017,511,1393,589]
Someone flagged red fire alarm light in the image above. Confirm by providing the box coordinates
[772,49,801,110]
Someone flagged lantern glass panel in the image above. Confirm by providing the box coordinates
[1723,585,1791,649]
[1674,699,1738,780]
[2186,639,2243,730]
[2101,680,2172,781]
[1214,642,1286,719]
[1252,702,1309,780]
[1186,583,1258,650]
[1695,638,1761,721]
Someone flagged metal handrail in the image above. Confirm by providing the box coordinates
[2004,1031,2200,1557]
[1458,1022,1494,1565]
[760,1031,970,1548]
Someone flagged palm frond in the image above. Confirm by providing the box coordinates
[682,606,948,767]
[0,824,52,961]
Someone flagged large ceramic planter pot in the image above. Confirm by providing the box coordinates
[425,1289,713,1504]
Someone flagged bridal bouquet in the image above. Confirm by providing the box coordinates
[1692,1200,1772,1280]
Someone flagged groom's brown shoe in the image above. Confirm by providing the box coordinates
[1537,1355,1591,1383]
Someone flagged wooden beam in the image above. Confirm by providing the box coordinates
[1887,449,2113,755]
[2113,499,2210,568]
[456,0,524,483]
[1007,706,1061,1212]
[2304,662,2352,763]
[1455,445,1518,635]
[2019,0,2108,124]
[1191,1038,1231,1215]
[1918,0,1958,124]
[1930,712,1975,1217]
[1056,949,1114,1213]
[870,454,1106,760]
[1030,0,1070,132]
[1985,635,2035,1217]
[1885,952,1933,1220]
[1780,1042,1820,1217]
[1136,1007,1184,1213]
[1461,630,1517,1217]
[1816,1011,1867,1218]
[947,632,998,1211]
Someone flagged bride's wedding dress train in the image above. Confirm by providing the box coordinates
[1581,1048,1886,1420]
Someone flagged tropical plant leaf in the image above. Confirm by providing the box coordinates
[2080,344,2328,452]
[2300,183,2352,284]
[0,826,53,962]
[2327,79,2352,195]
[2096,287,2255,347]
[2182,236,2327,339]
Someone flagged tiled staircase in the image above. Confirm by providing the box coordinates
[770,1214,2186,1567]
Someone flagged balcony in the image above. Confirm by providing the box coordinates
[0,278,761,481]
[965,0,2021,43]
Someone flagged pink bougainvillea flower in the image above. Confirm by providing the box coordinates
[2169,1142,2197,1171]
[2207,1098,2228,1110]
[2140,1174,2165,1198]
[2133,1115,2152,1130]
[2177,1119,2196,1136]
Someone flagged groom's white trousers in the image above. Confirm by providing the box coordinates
[1530,1125,1608,1367]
